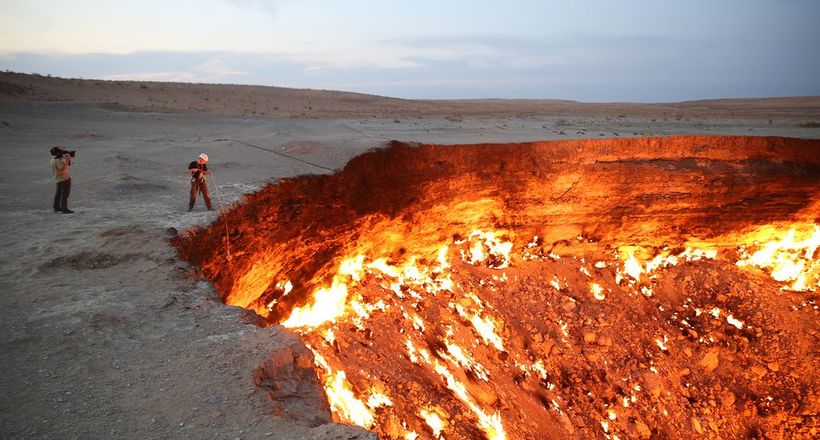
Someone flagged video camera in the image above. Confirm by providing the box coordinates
[50,146,76,158]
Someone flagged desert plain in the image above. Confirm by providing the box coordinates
[1,72,819,439]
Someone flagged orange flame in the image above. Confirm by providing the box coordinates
[312,350,375,428]
[736,224,820,291]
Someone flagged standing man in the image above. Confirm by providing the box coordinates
[50,146,74,214]
[188,153,213,211]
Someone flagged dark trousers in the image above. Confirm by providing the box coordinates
[53,179,71,211]
[189,177,212,211]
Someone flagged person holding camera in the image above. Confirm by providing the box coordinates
[187,153,213,211]
[50,147,75,214]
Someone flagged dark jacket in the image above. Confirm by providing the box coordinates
[188,161,208,180]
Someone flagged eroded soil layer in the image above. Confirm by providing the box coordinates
[175,136,819,439]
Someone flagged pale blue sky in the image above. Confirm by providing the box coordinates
[1,0,818,101]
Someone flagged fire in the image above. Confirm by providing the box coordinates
[279,221,816,437]
[618,245,719,284]
[174,137,820,439]
[615,224,819,293]
[281,256,365,328]
[622,249,643,281]
[461,230,514,269]
[312,351,375,428]
[736,224,820,291]
[431,362,506,440]
[419,409,445,438]
[472,315,505,351]
[590,282,606,300]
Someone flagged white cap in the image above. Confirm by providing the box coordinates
[198,153,208,162]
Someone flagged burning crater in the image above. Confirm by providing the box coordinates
[175,136,819,439]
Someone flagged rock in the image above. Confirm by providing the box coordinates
[383,415,402,439]
[699,348,719,372]
[643,372,663,398]
[597,334,613,347]
[634,419,652,439]
[473,384,499,406]
[691,416,703,434]
[583,330,597,344]
[767,362,780,372]
[562,301,577,312]
[584,352,600,362]
[538,338,556,356]
[720,390,736,408]
[559,412,575,434]
[750,366,767,379]
[252,342,332,426]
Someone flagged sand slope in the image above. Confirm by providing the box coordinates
[3,71,820,119]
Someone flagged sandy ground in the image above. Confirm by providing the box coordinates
[0,74,818,439]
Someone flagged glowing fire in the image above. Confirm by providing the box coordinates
[175,137,820,439]
[281,256,365,328]
[736,224,820,291]
[273,221,819,437]
[312,350,375,428]
[419,409,445,438]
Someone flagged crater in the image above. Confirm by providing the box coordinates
[175,136,819,439]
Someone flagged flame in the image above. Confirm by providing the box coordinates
[618,245,719,285]
[736,225,820,291]
[175,137,820,440]
[442,341,491,381]
[621,249,643,281]
[419,409,445,438]
[455,305,505,352]
[282,256,365,328]
[530,359,548,380]
[726,314,744,329]
[432,362,507,440]
[312,351,375,428]
[274,221,816,436]
[324,328,335,345]
[257,223,819,436]
[617,223,819,293]
[590,282,606,300]
[366,392,393,410]
[462,230,514,269]
[406,338,420,364]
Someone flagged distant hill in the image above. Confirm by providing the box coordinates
[2,71,819,119]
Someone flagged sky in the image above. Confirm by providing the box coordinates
[1,0,819,102]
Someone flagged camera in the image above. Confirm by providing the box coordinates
[50,147,76,158]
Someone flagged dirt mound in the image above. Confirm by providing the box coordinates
[175,136,819,439]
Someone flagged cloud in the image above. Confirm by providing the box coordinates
[101,71,200,82]
[196,58,246,78]
[1,39,818,102]
[99,58,245,83]
[379,33,689,71]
